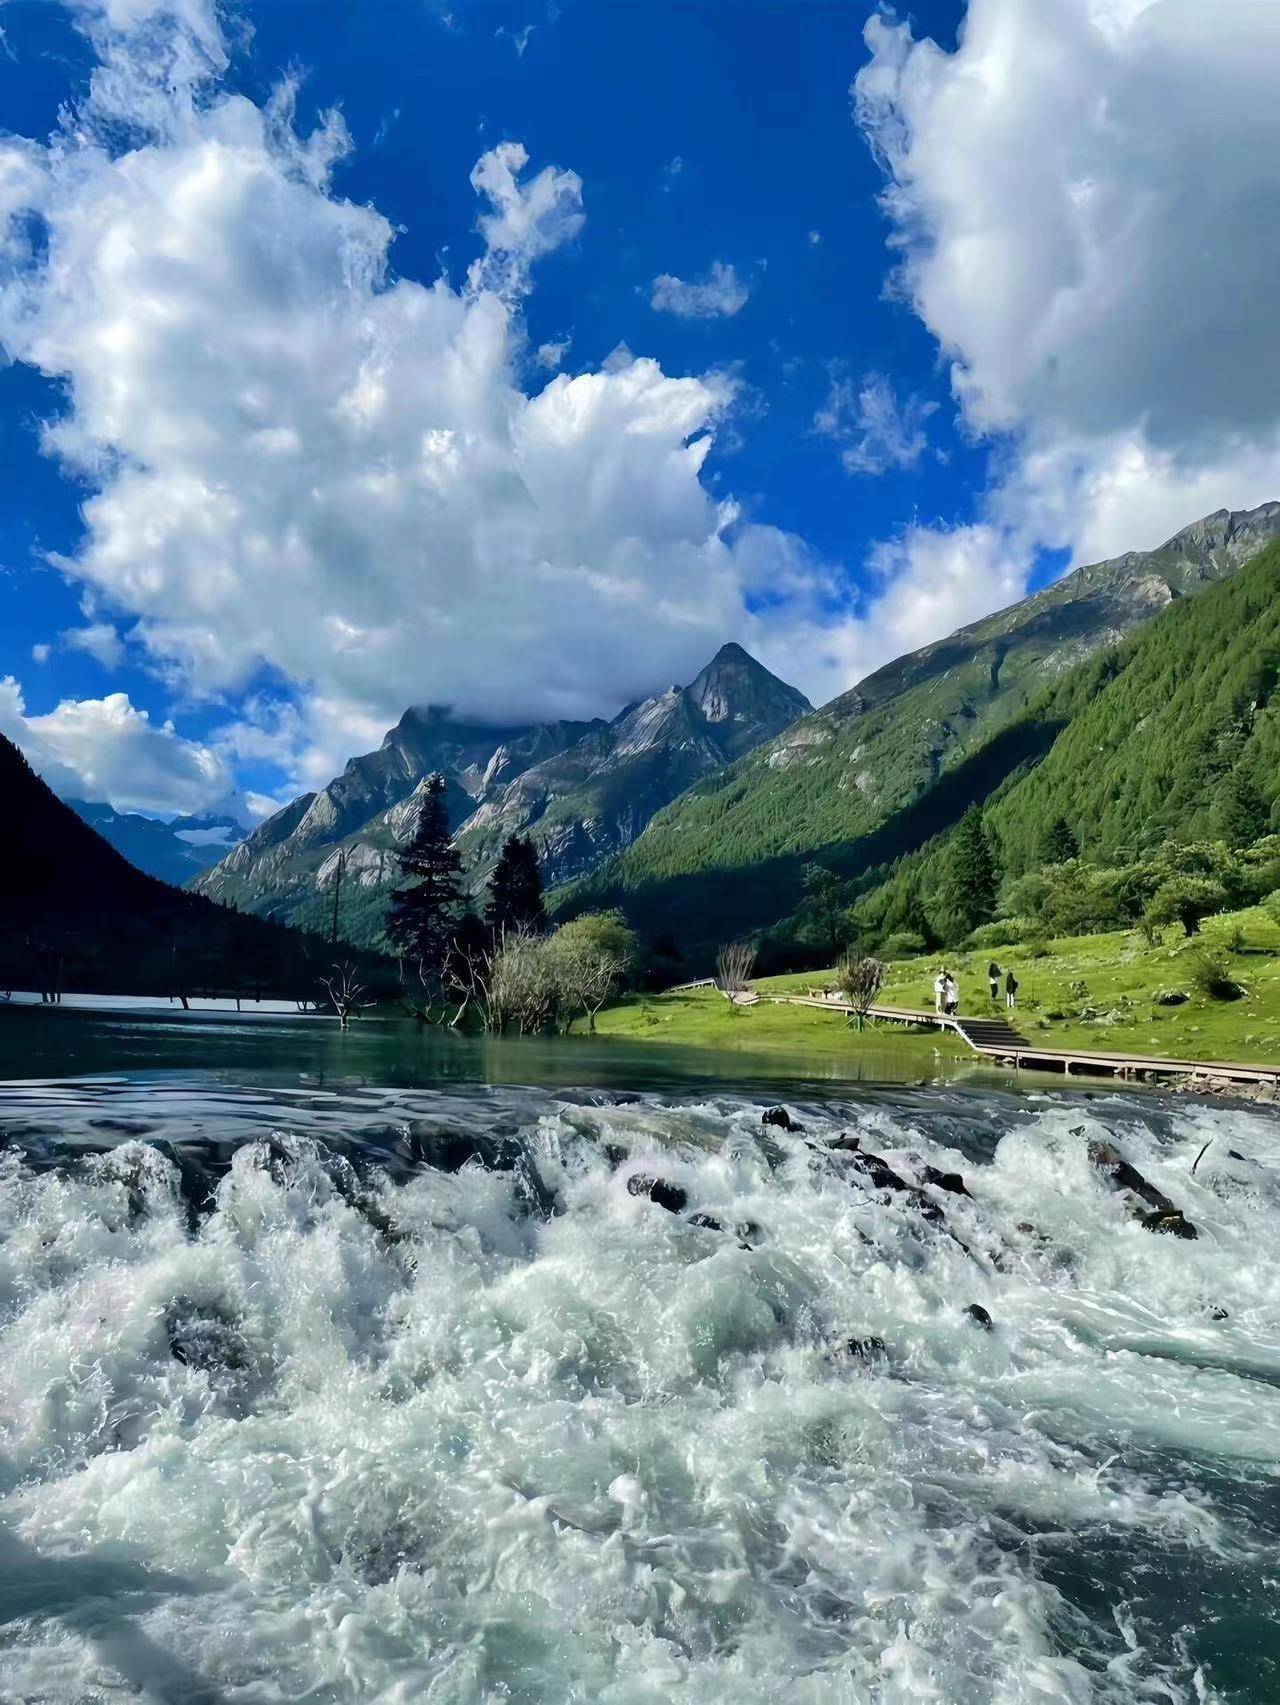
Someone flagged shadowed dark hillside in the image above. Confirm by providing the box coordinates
[1,735,387,999]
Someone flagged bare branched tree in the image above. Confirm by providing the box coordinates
[485,929,559,1034]
[716,941,757,1012]
[836,951,885,1032]
[550,937,624,1032]
[444,928,492,1030]
[322,962,374,1030]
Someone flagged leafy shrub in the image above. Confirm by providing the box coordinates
[1264,889,1280,927]
[1185,949,1245,1002]
[1144,875,1230,938]
[967,917,1038,948]
[879,930,928,960]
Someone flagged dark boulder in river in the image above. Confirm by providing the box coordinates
[1087,1137,1198,1238]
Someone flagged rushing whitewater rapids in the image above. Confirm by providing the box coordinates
[1,1078,1279,1702]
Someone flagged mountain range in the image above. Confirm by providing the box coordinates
[69,803,245,888]
[194,642,811,941]
[28,499,1279,977]
[568,501,1280,955]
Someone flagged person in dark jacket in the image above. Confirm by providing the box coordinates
[988,962,1000,1002]
[1004,968,1019,1010]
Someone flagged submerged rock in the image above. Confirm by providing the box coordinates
[166,1301,254,1376]
[844,1336,887,1361]
[825,1136,945,1224]
[921,1165,970,1198]
[1140,1208,1198,1239]
[1087,1138,1198,1239]
[627,1174,689,1214]
[762,1106,804,1133]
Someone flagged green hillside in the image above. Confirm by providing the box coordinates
[559,505,1280,959]
[853,539,1280,947]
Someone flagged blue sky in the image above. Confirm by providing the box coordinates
[1,0,1278,818]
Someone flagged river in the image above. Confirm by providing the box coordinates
[0,1005,1278,1702]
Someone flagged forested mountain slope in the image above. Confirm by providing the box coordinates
[565,502,1280,953]
[851,536,1280,942]
[0,736,354,997]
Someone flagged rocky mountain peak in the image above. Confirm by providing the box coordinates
[683,642,812,746]
[195,638,812,930]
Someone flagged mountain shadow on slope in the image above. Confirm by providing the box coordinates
[566,502,1280,956]
[0,735,385,999]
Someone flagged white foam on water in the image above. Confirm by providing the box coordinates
[0,1089,1278,1701]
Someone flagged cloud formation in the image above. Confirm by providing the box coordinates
[0,676,237,815]
[814,371,937,476]
[855,0,1280,575]
[0,1,849,793]
[650,261,750,319]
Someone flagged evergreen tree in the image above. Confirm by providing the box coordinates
[1037,815,1078,866]
[1212,766,1268,849]
[936,807,999,942]
[485,833,546,938]
[802,862,849,960]
[386,773,465,985]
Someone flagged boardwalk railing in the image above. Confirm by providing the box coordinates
[773,993,1280,1091]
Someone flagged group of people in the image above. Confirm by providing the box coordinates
[932,961,1019,1016]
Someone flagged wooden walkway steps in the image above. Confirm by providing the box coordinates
[773,993,1279,1091]
[951,1014,1030,1052]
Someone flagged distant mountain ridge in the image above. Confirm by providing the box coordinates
[70,802,245,887]
[195,642,811,941]
[566,501,1280,953]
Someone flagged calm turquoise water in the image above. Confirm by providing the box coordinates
[1,1005,1278,1701]
[0,1003,1006,1096]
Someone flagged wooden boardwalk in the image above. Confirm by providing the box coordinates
[777,993,1280,1090]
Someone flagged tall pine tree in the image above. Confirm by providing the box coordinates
[1037,815,1078,866]
[937,807,999,943]
[1212,766,1268,848]
[386,773,465,985]
[485,834,546,938]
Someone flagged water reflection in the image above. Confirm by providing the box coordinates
[0,1003,1002,1097]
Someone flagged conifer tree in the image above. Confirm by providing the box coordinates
[1038,815,1078,867]
[1211,766,1268,849]
[485,833,546,938]
[386,773,465,986]
[937,807,999,942]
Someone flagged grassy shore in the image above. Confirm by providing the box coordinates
[585,985,970,1070]
[593,904,1280,1068]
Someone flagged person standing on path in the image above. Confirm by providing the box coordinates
[988,961,1000,1002]
[944,972,960,1016]
[934,969,948,1015]
[1005,968,1019,1010]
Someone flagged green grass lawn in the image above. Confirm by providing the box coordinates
[593,905,1280,1070]
[585,985,970,1072]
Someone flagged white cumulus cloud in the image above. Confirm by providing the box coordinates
[650,261,750,320]
[0,0,853,788]
[60,620,125,669]
[0,676,238,815]
[854,0,1280,585]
